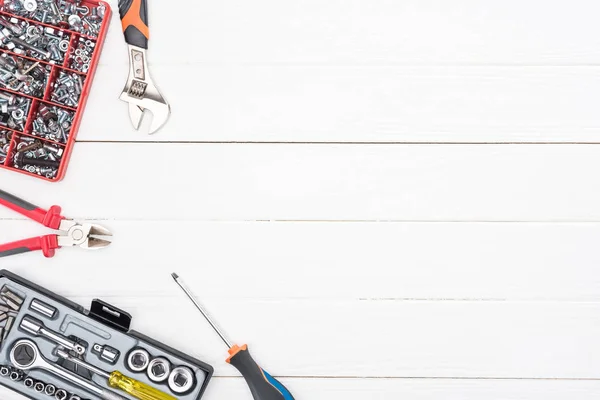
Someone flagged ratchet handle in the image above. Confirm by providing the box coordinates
[118,0,149,49]
[228,345,295,400]
[109,371,176,400]
[0,235,59,258]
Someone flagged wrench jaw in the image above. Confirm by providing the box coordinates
[128,104,145,130]
[120,45,171,135]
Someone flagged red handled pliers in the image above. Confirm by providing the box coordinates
[0,189,112,258]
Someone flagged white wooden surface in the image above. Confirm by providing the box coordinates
[1,1,599,398]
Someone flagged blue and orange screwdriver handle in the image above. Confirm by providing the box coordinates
[172,273,295,400]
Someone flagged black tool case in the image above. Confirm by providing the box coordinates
[0,270,213,400]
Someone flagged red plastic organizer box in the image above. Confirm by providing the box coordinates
[0,0,110,182]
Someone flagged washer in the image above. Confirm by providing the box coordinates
[23,0,37,12]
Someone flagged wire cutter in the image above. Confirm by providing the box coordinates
[0,189,111,258]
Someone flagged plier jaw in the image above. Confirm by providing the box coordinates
[0,190,112,259]
[57,220,112,250]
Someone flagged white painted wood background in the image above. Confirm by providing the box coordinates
[1,0,600,398]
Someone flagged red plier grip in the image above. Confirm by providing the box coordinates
[0,236,60,258]
[0,189,64,229]
[0,189,64,258]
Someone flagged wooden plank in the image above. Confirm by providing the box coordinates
[98,0,600,66]
[78,298,600,378]
[1,143,599,221]
[1,221,599,301]
[0,283,594,378]
[2,378,600,400]
[82,65,600,143]
[84,0,600,143]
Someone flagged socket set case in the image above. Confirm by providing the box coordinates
[0,270,214,400]
[0,0,111,182]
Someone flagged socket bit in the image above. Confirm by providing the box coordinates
[1,297,19,311]
[1,288,23,307]
[4,315,14,340]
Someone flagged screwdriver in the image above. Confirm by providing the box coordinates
[55,348,176,400]
[172,273,295,400]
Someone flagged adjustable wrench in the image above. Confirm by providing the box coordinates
[118,0,170,134]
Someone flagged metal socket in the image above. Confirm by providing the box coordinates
[9,370,22,381]
[30,298,58,319]
[55,388,68,400]
[127,348,150,372]
[45,383,57,396]
[147,357,171,383]
[34,381,45,392]
[168,366,195,394]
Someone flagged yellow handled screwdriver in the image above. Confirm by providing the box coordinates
[55,348,176,400]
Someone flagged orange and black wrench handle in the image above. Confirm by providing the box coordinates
[227,345,295,400]
[118,0,149,49]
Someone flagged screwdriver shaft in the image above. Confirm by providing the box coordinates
[56,349,110,379]
[171,273,232,348]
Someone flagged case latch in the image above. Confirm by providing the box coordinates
[88,299,132,333]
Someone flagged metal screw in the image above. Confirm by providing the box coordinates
[52,71,84,107]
